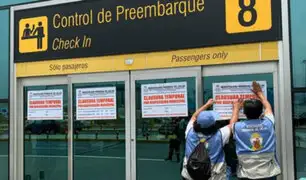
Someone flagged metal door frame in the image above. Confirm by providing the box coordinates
[14,71,132,180]
[130,66,202,180]
[10,1,81,180]
[16,76,68,180]
[68,71,131,180]
[202,61,282,179]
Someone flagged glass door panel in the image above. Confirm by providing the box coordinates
[203,73,274,179]
[293,93,306,178]
[135,77,196,180]
[0,102,8,180]
[24,85,68,180]
[72,81,126,180]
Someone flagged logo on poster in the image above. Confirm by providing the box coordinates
[19,16,48,53]
[77,90,82,97]
[143,86,148,93]
[215,84,221,92]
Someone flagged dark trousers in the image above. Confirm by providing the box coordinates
[167,139,180,160]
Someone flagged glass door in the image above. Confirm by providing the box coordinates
[17,72,131,180]
[18,77,69,180]
[69,72,130,180]
[202,62,279,179]
[131,67,202,180]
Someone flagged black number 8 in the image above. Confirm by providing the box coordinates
[238,0,257,27]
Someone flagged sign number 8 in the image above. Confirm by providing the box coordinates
[226,0,272,33]
[238,0,257,27]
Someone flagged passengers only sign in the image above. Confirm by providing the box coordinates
[14,0,281,62]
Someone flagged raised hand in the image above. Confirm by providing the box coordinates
[205,98,214,107]
[251,81,262,95]
[232,98,244,110]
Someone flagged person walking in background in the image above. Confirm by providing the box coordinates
[165,117,181,162]
[178,117,188,151]
[181,98,243,180]
[179,115,191,174]
[232,81,281,180]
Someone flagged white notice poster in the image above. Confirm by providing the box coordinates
[213,81,267,120]
[27,89,63,120]
[141,82,188,118]
[76,87,116,120]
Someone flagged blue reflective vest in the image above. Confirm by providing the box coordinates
[234,117,281,179]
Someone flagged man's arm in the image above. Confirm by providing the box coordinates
[221,99,243,145]
[190,99,214,123]
[229,99,243,132]
[252,81,273,115]
[184,99,214,137]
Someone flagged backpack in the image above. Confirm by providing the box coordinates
[186,136,212,180]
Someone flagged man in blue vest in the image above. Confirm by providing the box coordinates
[182,98,243,180]
[232,81,281,180]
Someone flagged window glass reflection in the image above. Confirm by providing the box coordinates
[73,82,126,180]
[24,85,68,180]
[293,93,306,179]
[290,0,306,88]
[0,103,8,180]
[135,77,196,180]
[0,10,9,99]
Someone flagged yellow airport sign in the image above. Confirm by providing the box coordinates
[16,42,279,77]
[226,0,272,34]
[19,16,48,53]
